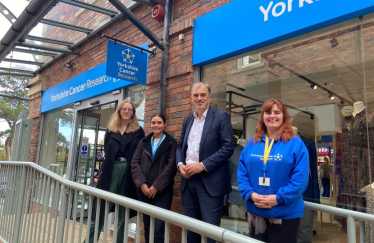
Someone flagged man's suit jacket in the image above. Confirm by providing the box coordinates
[176,107,234,197]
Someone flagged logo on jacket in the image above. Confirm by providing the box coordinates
[274,153,283,161]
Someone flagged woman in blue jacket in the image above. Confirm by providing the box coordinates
[237,98,309,243]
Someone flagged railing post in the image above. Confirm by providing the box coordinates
[347,215,356,243]
[12,166,27,243]
[360,221,365,243]
[56,185,68,243]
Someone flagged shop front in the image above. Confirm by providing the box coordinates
[38,41,148,189]
[193,0,374,239]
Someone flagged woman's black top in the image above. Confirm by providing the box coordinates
[115,132,132,160]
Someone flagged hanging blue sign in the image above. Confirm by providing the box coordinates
[106,40,148,85]
[40,62,133,113]
[193,0,374,65]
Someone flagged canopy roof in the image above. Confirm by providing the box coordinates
[0,0,158,77]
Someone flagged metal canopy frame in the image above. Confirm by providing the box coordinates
[0,0,152,77]
[13,48,58,57]
[22,35,74,47]
[0,2,17,23]
[0,0,172,114]
[60,0,118,17]
[39,19,93,34]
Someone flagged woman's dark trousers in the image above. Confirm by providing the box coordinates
[85,161,127,243]
[137,186,174,243]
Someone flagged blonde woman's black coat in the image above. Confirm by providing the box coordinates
[93,127,145,218]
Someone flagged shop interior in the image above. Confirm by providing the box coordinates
[204,14,374,241]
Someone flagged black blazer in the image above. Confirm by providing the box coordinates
[176,107,234,196]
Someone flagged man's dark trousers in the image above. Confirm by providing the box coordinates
[183,174,224,243]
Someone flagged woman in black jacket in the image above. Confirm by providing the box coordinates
[85,99,145,243]
[131,113,177,243]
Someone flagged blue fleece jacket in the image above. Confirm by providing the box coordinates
[237,134,309,219]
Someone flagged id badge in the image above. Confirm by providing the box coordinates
[259,177,270,186]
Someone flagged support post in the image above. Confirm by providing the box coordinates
[158,0,172,114]
[12,166,27,243]
[56,185,68,243]
[347,215,356,243]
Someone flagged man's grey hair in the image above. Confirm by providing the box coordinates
[191,82,211,95]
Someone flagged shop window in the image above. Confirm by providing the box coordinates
[39,105,74,176]
[203,13,374,238]
[237,53,262,69]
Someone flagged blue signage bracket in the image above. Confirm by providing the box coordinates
[193,0,374,66]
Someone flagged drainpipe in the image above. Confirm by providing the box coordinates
[159,0,172,114]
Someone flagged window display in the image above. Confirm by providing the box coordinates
[202,13,374,237]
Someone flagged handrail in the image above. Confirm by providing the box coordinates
[6,161,372,243]
[0,161,261,243]
[232,186,372,243]
[232,186,374,222]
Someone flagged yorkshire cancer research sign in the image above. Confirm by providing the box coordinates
[106,40,148,85]
[40,63,134,113]
[193,0,374,65]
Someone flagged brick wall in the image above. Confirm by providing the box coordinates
[28,91,42,162]
[26,0,232,242]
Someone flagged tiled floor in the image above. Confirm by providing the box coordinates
[0,213,113,243]
[312,213,347,243]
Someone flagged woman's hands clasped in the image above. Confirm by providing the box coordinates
[250,192,278,209]
[140,183,158,198]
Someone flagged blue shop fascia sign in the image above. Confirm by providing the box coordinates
[193,0,374,65]
[41,42,148,113]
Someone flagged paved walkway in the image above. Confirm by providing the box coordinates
[0,213,114,243]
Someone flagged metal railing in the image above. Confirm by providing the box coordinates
[232,186,374,243]
[0,161,261,243]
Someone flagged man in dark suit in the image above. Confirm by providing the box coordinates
[176,82,234,243]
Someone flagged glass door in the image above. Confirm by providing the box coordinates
[74,111,100,218]
[75,111,100,186]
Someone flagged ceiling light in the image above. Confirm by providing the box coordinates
[3,10,9,15]
[340,100,345,105]
[329,93,335,100]
[310,83,317,90]
[11,18,16,23]
[64,60,75,69]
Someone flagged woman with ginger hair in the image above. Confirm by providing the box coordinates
[237,98,309,243]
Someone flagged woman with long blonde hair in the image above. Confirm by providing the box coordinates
[85,99,145,243]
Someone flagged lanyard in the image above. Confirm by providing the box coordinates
[262,135,275,179]
[151,133,164,158]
